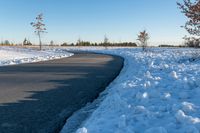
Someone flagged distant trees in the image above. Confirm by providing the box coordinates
[59,40,137,47]
[76,37,96,46]
[108,42,137,47]
[76,41,91,46]
[4,40,10,45]
[0,40,15,46]
[99,42,137,47]
[23,38,32,46]
[31,13,47,50]
[183,36,200,47]
[137,30,150,51]
[50,40,54,46]
[61,42,68,46]
[61,42,75,46]
[177,0,200,36]
[76,38,81,45]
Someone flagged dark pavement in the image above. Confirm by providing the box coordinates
[0,52,124,133]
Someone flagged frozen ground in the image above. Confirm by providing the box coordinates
[0,46,73,66]
[61,47,200,133]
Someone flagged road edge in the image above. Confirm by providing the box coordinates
[60,52,124,133]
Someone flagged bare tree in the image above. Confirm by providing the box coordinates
[177,0,200,36]
[76,37,82,46]
[103,35,109,49]
[137,30,150,51]
[31,13,47,50]
[104,35,109,44]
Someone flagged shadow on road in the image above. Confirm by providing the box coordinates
[0,53,124,133]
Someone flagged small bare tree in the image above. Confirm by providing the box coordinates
[104,35,109,44]
[177,0,200,36]
[31,13,47,50]
[104,35,109,49]
[76,37,82,46]
[137,30,150,51]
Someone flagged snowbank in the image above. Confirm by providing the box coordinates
[61,47,200,133]
[0,46,73,66]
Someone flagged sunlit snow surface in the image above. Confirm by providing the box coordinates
[0,46,73,66]
[62,47,200,133]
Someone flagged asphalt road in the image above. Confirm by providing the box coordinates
[0,52,124,133]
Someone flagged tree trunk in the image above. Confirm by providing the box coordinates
[38,32,42,50]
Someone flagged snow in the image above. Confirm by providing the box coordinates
[3,46,200,132]
[0,46,73,66]
[60,47,200,133]
[76,128,88,133]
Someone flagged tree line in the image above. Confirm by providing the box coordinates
[0,40,15,46]
[61,41,137,47]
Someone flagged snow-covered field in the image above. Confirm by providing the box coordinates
[1,46,200,133]
[0,46,73,66]
[61,47,200,133]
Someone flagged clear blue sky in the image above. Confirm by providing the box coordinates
[0,0,188,45]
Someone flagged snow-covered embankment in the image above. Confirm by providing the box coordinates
[63,47,200,133]
[0,47,73,66]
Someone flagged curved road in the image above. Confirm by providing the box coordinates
[0,52,123,133]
